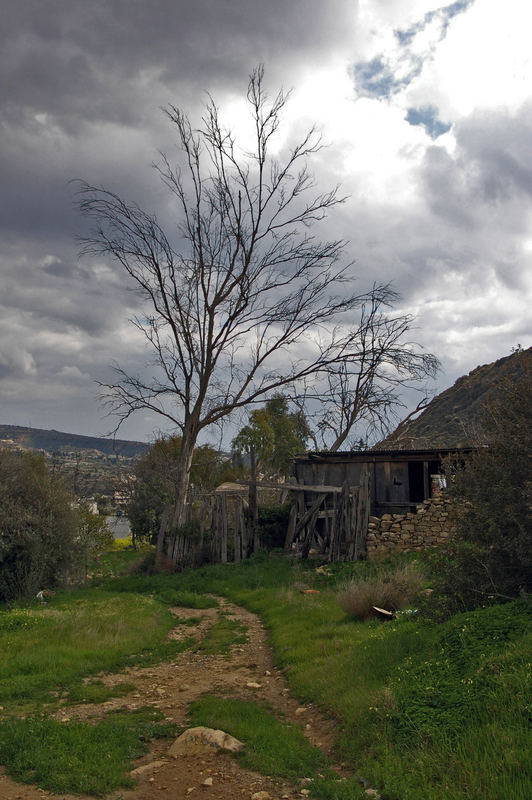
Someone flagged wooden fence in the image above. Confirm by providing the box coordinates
[163,466,371,566]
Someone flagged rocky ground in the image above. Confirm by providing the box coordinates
[0,597,345,800]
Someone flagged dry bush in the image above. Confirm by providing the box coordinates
[337,562,425,621]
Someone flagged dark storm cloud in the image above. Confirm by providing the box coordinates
[421,104,532,237]
[1,0,357,130]
[1,0,362,440]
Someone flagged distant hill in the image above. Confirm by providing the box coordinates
[381,346,531,450]
[0,424,149,458]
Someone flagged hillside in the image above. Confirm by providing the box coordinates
[382,346,531,449]
[0,424,148,458]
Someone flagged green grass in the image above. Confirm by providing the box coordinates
[90,540,151,578]
[189,695,327,780]
[196,613,248,654]
[101,574,219,608]
[0,551,529,800]
[67,679,137,704]
[0,590,192,708]
[0,710,176,796]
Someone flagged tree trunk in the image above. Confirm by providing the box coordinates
[167,426,196,563]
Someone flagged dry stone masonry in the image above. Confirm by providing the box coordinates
[366,494,455,557]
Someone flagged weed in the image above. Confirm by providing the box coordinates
[0,592,183,706]
[337,561,425,620]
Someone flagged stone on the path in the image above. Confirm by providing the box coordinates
[246,681,262,689]
[168,726,244,756]
[131,760,166,775]
[202,776,213,786]
[295,707,307,715]
[251,792,271,800]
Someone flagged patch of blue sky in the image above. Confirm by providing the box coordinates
[406,106,451,139]
[395,0,474,47]
[353,56,422,100]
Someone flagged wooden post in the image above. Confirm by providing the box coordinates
[355,466,370,560]
[345,487,359,561]
[328,492,338,562]
[234,498,242,563]
[300,493,326,559]
[249,446,259,553]
[221,492,228,563]
[284,504,297,552]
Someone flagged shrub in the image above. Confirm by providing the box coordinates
[337,562,425,620]
[0,450,81,601]
[431,355,532,614]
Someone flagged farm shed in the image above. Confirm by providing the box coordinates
[291,447,473,517]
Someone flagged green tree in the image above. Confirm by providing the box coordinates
[128,437,241,543]
[0,451,81,601]
[76,502,114,575]
[232,394,310,478]
[431,352,531,612]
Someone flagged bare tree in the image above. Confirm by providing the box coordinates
[295,287,439,451]
[76,67,436,558]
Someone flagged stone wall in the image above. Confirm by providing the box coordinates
[366,493,455,558]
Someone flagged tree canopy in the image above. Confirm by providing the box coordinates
[232,394,310,478]
[0,450,112,601]
[128,437,241,544]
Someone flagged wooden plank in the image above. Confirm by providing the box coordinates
[284,503,298,551]
[233,498,242,564]
[295,493,327,538]
[235,480,344,493]
[249,446,259,553]
[221,492,228,563]
[300,494,325,559]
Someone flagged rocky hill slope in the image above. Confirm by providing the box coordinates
[382,346,531,449]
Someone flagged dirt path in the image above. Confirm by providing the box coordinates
[0,598,342,800]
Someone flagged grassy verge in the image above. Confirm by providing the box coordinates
[0,590,190,708]
[0,577,194,795]
[0,710,176,796]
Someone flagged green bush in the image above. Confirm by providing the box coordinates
[0,451,80,601]
[431,358,531,614]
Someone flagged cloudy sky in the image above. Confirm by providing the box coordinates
[1,0,531,444]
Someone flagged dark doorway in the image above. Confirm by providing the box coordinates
[408,460,425,503]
